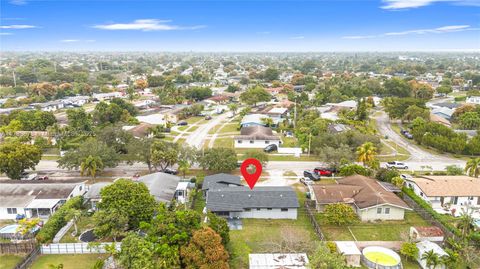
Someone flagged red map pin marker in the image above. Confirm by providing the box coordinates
[240,158,262,190]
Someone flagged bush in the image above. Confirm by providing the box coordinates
[375,168,400,182]
[36,196,83,243]
[323,203,358,226]
[446,165,464,176]
[338,164,372,177]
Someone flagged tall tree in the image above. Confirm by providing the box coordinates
[116,233,156,269]
[151,140,178,171]
[80,155,103,182]
[127,137,154,172]
[180,227,229,269]
[356,142,377,168]
[0,141,42,179]
[199,148,238,172]
[240,86,271,107]
[465,158,480,178]
[58,138,119,170]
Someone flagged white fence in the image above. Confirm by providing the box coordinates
[41,243,121,254]
[277,147,302,156]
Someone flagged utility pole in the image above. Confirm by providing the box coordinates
[12,71,16,87]
[293,96,297,128]
[308,133,312,157]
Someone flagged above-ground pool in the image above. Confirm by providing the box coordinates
[0,224,20,234]
[362,246,402,269]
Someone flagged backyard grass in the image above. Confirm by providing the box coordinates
[0,255,24,269]
[213,137,234,148]
[228,189,319,269]
[317,211,429,241]
[60,215,96,243]
[218,123,240,134]
[29,254,107,269]
[192,190,206,214]
[185,116,204,124]
[41,155,60,161]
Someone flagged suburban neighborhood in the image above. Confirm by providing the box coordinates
[1,0,480,268]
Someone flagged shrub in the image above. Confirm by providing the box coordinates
[375,168,400,182]
[446,165,464,176]
[36,196,83,243]
[323,203,358,226]
[338,164,372,177]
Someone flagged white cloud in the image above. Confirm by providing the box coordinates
[381,0,480,9]
[0,24,37,29]
[93,19,205,31]
[343,25,478,39]
[9,0,27,5]
[60,39,96,43]
[290,36,305,40]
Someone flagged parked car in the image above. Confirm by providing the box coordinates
[205,115,212,120]
[386,161,409,169]
[404,132,413,139]
[313,167,337,176]
[20,172,38,180]
[178,121,188,126]
[264,144,278,153]
[303,170,320,181]
[162,168,178,175]
[300,178,314,186]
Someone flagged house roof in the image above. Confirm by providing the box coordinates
[335,241,361,255]
[235,126,280,141]
[206,186,299,212]
[202,173,242,191]
[433,102,461,109]
[137,172,181,202]
[430,113,451,127]
[311,175,410,210]
[416,241,447,257]
[407,176,480,197]
[412,226,444,237]
[124,123,154,138]
[240,114,269,126]
[84,182,112,200]
[0,180,85,208]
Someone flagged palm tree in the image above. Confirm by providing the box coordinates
[440,249,459,268]
[421,250,440,269]
[356,142,378,167]
[228,103,239,115]
[80,155,103,183]
[465,157,480,178]
[458,207,474,239]
[65,208,82,236]
[178,159,190,179]
[261,117,274,127]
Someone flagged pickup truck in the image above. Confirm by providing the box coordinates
[386,161,409,169]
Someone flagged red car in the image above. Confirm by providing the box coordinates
[313,167,336,177]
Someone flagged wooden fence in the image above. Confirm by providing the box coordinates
[0,240,36,254]
[304,200,325,241]
[14,247,40,269]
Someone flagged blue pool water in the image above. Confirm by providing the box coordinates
[0,224,20,234]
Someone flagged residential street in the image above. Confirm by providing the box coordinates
[184,113,230,148]
[373,110,466,170]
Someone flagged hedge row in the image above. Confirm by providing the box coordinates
[402,187,461,237]
[36,196,83,243]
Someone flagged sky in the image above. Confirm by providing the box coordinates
[0,0,479,51]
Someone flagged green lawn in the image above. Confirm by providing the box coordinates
[218,123,240,134]
[185,116,204,124]
[213,137,234,148]
[317,211,429,241]
[228,188,319,269]
[30,254,107,269]
[192,190,206,214]
[0,255,24,269]
[60,215,96,243]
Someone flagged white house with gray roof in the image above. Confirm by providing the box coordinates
[204,174,299,219]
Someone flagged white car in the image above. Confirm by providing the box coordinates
[386,161,408,169]
[20,172,38,180]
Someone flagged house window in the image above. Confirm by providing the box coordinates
[281,208,288,212]
[245,208,251,212]
[384,208,390,214]
[7,208,17,214]
[250,140,254,144]
[257,208,261,211]
[265,141,269,144]
[79,186,82,191]
[376,208,382,214]
[453,197,459,205]
[238,140,242,144]
[267,208,273,211]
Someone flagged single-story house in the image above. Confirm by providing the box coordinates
[84,182,112,210]
[204,95,230,105]
[328,123,351,134]
[61,96,90,107]
[404,175,480,216]
[260,107,288,124]
[430,113,451,127]
[466,96,480,105]
[240,114,270,128]
[122,123,155,138]
[416,241,447,269]
[409,226,444,243]
[310,175,411,221]
[335,241,361,268]
[0,180,86,220]
[249,253,309,269]
[29,100,64,112]
[137,172,182,203]
[175,181,195,204]
[431,107,455,120]
[234,126,281,149]
[92,92,124,101]
[201,173,243,198]
[206,186,299,219]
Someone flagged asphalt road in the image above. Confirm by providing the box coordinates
[373,110,466,171]
[184,113,230,149]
